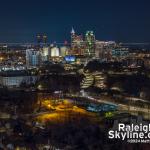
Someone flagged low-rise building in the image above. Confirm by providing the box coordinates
[0,70,38,88]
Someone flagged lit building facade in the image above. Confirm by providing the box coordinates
[95,41,117,61]
[85,31,95,57]
[50,47,60,57]
[60,46,69,57]
[71,28,85,55]
[36,34,48,44]
[26,49,41,67]
[0,70,38,88]
[95,41,106,59]
[111,48,129,58]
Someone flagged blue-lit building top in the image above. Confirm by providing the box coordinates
[111,49,129,57]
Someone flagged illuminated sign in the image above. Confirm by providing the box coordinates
[65,56,76,62]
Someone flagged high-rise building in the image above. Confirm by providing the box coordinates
[36,34,42,44]
[85,31,95,57]
[43,35,48,44]
[95,41,116,61]
[26,49,41,67]
[70,28,85,55]
[95,41,105,58]
[36,34,48,45]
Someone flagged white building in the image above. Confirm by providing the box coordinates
[60,46,69,57]
[50,47,60,57]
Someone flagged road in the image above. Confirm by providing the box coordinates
[66,93,150,120]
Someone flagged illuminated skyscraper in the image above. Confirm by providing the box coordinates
[95,41,117,61]
[36,34,42,44]
[43,35,48,44]
[71,27,75,37]
[36,34,48,45]
[85,31,95,57]
[70,28,85,55]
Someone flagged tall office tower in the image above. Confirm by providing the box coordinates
[71,27,75,41]
[43,35,48,44]
[36,34,42,44]
[105,41,116,61]
[26,49,41,67]
[36,34,48,45]
[95,41,116,61]
[70,27,85,55]
[95,41,105,59]
[85,31,95,57]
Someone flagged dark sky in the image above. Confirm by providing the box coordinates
[0,0,150,43]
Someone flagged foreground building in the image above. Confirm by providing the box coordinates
[0,70,38,88]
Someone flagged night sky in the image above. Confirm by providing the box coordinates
[0,0,150,43]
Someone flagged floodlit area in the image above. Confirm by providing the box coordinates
[35,99,99,123]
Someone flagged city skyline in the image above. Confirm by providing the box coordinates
[0,0,150,43]
[0,1,150,149]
